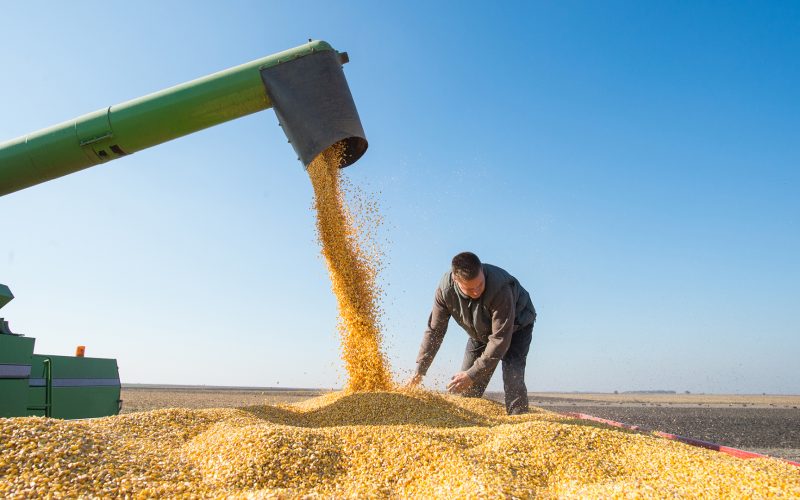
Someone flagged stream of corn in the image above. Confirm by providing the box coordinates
[307,143,392,391]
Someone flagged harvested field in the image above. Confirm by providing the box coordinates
[120,386,328,414]
[527,392,800,407]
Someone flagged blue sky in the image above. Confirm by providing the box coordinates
[1,1,798,393]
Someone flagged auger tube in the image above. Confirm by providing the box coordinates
[0,40,368,197]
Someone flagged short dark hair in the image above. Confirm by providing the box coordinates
[452,252,482,280]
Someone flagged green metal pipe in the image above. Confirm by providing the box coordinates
[0,40,367,197]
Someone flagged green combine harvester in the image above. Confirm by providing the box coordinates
[0,285,121,418]
[0,40,368,418]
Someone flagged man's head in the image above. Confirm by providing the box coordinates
[451,252,485,299]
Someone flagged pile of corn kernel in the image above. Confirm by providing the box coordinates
[308,144,392,391]
[1,389,798,498]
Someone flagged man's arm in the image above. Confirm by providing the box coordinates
[464,287,515,380]
[415,287,451,376]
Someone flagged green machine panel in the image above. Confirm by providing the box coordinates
[0,284,13,309]
[0,335,35,417]
[2,283,121,419]
[28,354,121,419]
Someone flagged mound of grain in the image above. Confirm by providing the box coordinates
[2,389,799,498]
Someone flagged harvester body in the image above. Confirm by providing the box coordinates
[0,287,121,418]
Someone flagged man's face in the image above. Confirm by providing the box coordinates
[454,270,485,299]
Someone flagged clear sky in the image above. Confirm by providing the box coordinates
[1,1,798,394]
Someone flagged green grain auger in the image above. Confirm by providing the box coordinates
[0,39,367,196]
[0,40,369,418]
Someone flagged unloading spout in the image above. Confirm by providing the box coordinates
[0,40,368,197]
[261,49,368,168]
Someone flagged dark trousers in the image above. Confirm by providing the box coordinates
[460,323,533,415]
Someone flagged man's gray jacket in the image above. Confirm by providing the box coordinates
[415,263,536,380]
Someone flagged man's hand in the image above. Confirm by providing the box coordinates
[446,371,474,394]
[405,373,423,389]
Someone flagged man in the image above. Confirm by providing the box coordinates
[407,252,536,415]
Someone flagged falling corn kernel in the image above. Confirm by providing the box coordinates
[307,143,392,391]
